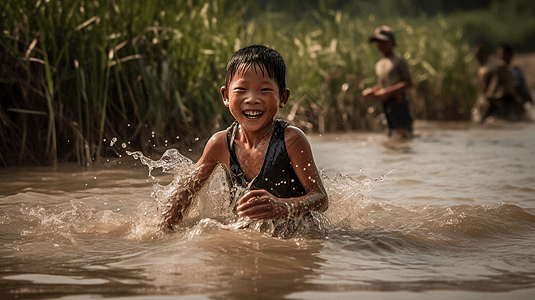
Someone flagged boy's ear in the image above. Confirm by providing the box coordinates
[279,88,290,108]
[221,86,230,107]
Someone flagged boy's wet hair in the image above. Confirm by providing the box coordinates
[473,43,491,65]
[225,45,287,96]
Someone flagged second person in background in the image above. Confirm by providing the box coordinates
[362,25,414,139]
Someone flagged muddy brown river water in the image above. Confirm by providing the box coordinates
[1,120,535,299]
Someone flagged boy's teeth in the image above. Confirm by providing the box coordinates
[244,111,263,118]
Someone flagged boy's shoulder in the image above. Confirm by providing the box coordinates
[392,53,409,66]
[208,130,228,145]
[284,124,306,137]
[376,54,408,68]
[478,65,491,79]
[203,130,229,155]
[283,124,311,150]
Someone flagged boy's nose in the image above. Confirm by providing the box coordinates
[243,91,261,103]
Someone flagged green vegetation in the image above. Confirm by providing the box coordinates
[0,0,532,167]
[446,0,535,52]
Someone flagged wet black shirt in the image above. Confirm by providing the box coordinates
[226,120,307,198]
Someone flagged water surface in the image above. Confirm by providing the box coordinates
[1,120,535,299]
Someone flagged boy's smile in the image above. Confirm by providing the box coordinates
[221,65,289,135]
[243,110,263,119]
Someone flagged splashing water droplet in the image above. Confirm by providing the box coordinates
[126,148,194,179]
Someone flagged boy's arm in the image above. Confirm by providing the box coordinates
[236,126,328,220]
[161,131,229,229]
[362,86,380,98]
[373,81,411,100]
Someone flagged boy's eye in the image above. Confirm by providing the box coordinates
[261,88,273,92]
[234,87,246,91]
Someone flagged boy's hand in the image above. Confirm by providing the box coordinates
[372,88,389,100]
[237,190,289,220]
[362,87,376,98]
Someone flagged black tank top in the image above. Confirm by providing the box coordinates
[226,120,307,198]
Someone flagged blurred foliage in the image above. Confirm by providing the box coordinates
[0,0,530,167]
[247,0,495,17]
[450,0,535,52]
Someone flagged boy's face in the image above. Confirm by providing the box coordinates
[221,66,289,133]
[375,40,393,55]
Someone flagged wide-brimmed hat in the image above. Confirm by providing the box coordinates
[368,25,395,44]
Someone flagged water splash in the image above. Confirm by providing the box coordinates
[125,149,244,233]
[19,199,132,244]
[126,149,336,238]
[93,148,535,244]
[321,169,394,229]
[127,148,194,179]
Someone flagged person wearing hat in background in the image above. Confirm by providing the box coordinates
[362,25,414,138]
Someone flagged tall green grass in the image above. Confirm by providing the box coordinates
[0,0,507,167]
[1,0,243,167]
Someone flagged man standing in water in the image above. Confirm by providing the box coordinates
[497,44,533,107]
[474,43,524,122]
[362,25,414,139]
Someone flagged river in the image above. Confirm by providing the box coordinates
[1,120,535,299]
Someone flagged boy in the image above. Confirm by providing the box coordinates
[161,45,328,231]
[474,43,523,122]
[362,25,414,138]
[497,44,533,106]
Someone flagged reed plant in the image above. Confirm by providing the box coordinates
[1,0,243,167]
[0,0,485,167]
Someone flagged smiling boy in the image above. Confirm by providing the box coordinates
[162,45,328,230]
